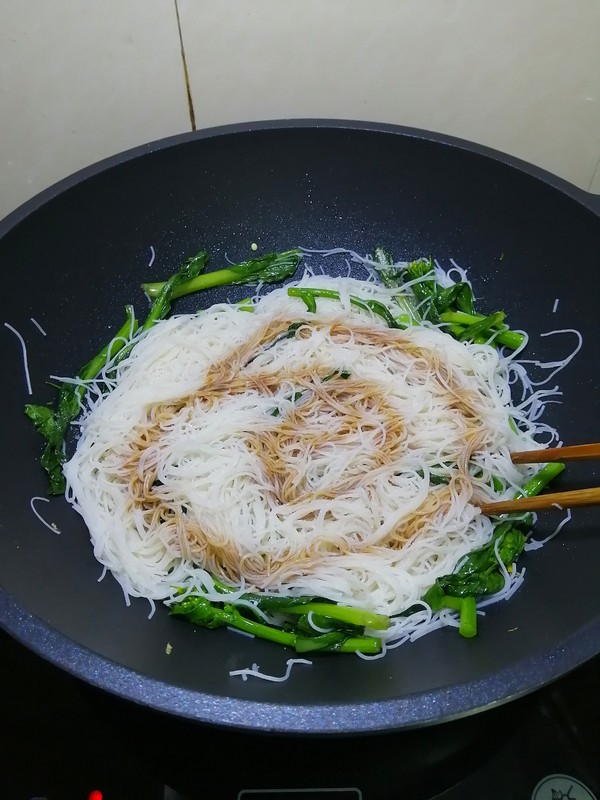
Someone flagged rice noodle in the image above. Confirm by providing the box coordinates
[29,496,60,534]
[229,658,313,681]
[30,317,47,336]
[4,322,33,395]
[63,266,566,649]
[58,255,581,656]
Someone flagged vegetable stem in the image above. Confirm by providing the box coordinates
[142,249,303,300]
[278,602,389,631]
[440,311,525,350]
[517,462,566,498]
[169,595,382,654]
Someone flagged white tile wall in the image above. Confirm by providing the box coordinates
[178,0,600,191]
[0,0,190,220]
[1,0,599,221]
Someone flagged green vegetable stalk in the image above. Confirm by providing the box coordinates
[169,594,384,654]
[371,247,525,350]
[142,249,303,300]
[372,246,421,325]
[422,461,566,636]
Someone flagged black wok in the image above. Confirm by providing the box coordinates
[1,120,599,735]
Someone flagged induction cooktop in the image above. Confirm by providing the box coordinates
[1,628,598,800]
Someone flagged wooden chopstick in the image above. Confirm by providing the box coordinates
[510,442,600,464]
[478,486,600,516]
[477,442,600,514]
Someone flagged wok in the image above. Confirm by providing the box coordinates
[1,119,599,735]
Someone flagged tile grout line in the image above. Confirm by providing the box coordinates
[588,154,600,194]
[174,0,196,131]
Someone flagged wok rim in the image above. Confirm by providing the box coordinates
[1,118,599,734]
[1,119,599,238]
[2,590,599,734]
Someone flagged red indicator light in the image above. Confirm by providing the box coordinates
[88,791,103,800]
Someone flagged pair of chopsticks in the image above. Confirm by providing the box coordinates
[477,442,600,515]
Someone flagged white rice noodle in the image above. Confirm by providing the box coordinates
[229,658,312,681]
[62,269,568,651]
[525,509,572,551]
[30,317,47,336]
[4,322,33,395]
[29,496,60,534]
[517,329,583,387]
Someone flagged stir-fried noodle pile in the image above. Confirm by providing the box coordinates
[64,273,561,647]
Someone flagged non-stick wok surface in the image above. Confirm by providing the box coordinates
[1,120,599,734]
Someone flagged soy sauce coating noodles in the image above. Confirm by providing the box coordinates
[64,274,548,628]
